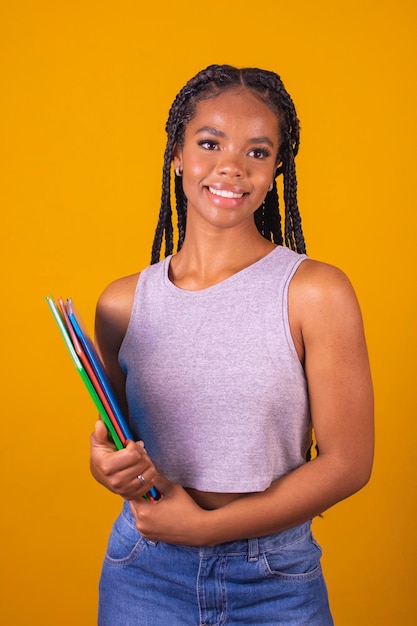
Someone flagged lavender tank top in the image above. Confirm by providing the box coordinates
[119,246,311,493]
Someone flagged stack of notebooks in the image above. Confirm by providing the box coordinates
[46,295,159,501]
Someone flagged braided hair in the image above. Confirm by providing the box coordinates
[151,64,306,264]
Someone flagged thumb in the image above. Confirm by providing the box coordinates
[153,474,176,497]
[91,418,111,446]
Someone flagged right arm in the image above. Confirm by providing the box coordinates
[89,273,159,500]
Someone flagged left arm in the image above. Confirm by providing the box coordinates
[130,261,374,545]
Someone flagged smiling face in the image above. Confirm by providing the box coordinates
[173,87,281,236]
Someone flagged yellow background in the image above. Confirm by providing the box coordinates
[1,1,416,624]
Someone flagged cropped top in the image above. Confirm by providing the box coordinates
[119,245,311,493]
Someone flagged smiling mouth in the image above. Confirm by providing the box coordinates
[208,186,245,199]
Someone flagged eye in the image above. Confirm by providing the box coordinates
[198,139,219,151]
[248,147,272,159]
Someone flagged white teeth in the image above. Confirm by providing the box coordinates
[209,187,244,199]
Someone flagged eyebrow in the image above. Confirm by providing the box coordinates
[194,126,275,148]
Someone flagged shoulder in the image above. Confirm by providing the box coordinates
[97,272,141,315]
[291,257,360,311]
[95,272,141,347]
[288,258,365,355]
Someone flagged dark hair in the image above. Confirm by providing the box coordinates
[151,64,306,264]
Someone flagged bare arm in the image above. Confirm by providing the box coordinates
[130,260,374,545]
[94,274,138,415]
[89,273,159,500]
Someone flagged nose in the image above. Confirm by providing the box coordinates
[215,151,245,178]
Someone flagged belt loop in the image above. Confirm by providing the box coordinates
[247,537,259,562]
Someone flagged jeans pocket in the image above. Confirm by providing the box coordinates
[262,531,323,581]
[104,507,147,566]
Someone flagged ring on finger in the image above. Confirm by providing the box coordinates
[137,474,146,486]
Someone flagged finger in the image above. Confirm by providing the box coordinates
[153,474,173,494]
[136,472,148,488]
[124,440,157,473]
[132,461,159,492]
[91,419,112,446]
[129,499,148,523]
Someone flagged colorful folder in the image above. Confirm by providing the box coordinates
[46,295,159,501]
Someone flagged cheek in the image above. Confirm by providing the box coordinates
[254,170,275,194]
[265,163,278,185]
[181,160,210,197]
[183,154,208,179]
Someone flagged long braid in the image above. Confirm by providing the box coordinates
[175,172,187,246]
[283,144,306,253]
[264,180,283,245]
[151,64,306,263]
[151,83,196,263]
[254,181,283,244]
[151,140,175,263]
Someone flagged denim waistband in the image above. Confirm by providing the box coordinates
[122,500,311,559]
[196,520,312,559]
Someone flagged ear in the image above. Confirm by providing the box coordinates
[173,143,183,171]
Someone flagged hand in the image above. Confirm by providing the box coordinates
[129,477,211,546]
[90,419,158,500]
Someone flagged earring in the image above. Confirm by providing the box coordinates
[268,181,274,192]
[175,167,183,177]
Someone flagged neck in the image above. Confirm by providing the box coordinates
[169,223,276,291]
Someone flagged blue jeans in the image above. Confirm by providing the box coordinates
[99,501,333,625]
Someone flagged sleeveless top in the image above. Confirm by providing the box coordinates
[119,245,311,493]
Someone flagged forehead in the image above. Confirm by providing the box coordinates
[187,88,280,139]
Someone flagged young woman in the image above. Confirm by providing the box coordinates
[90,65,374,625]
